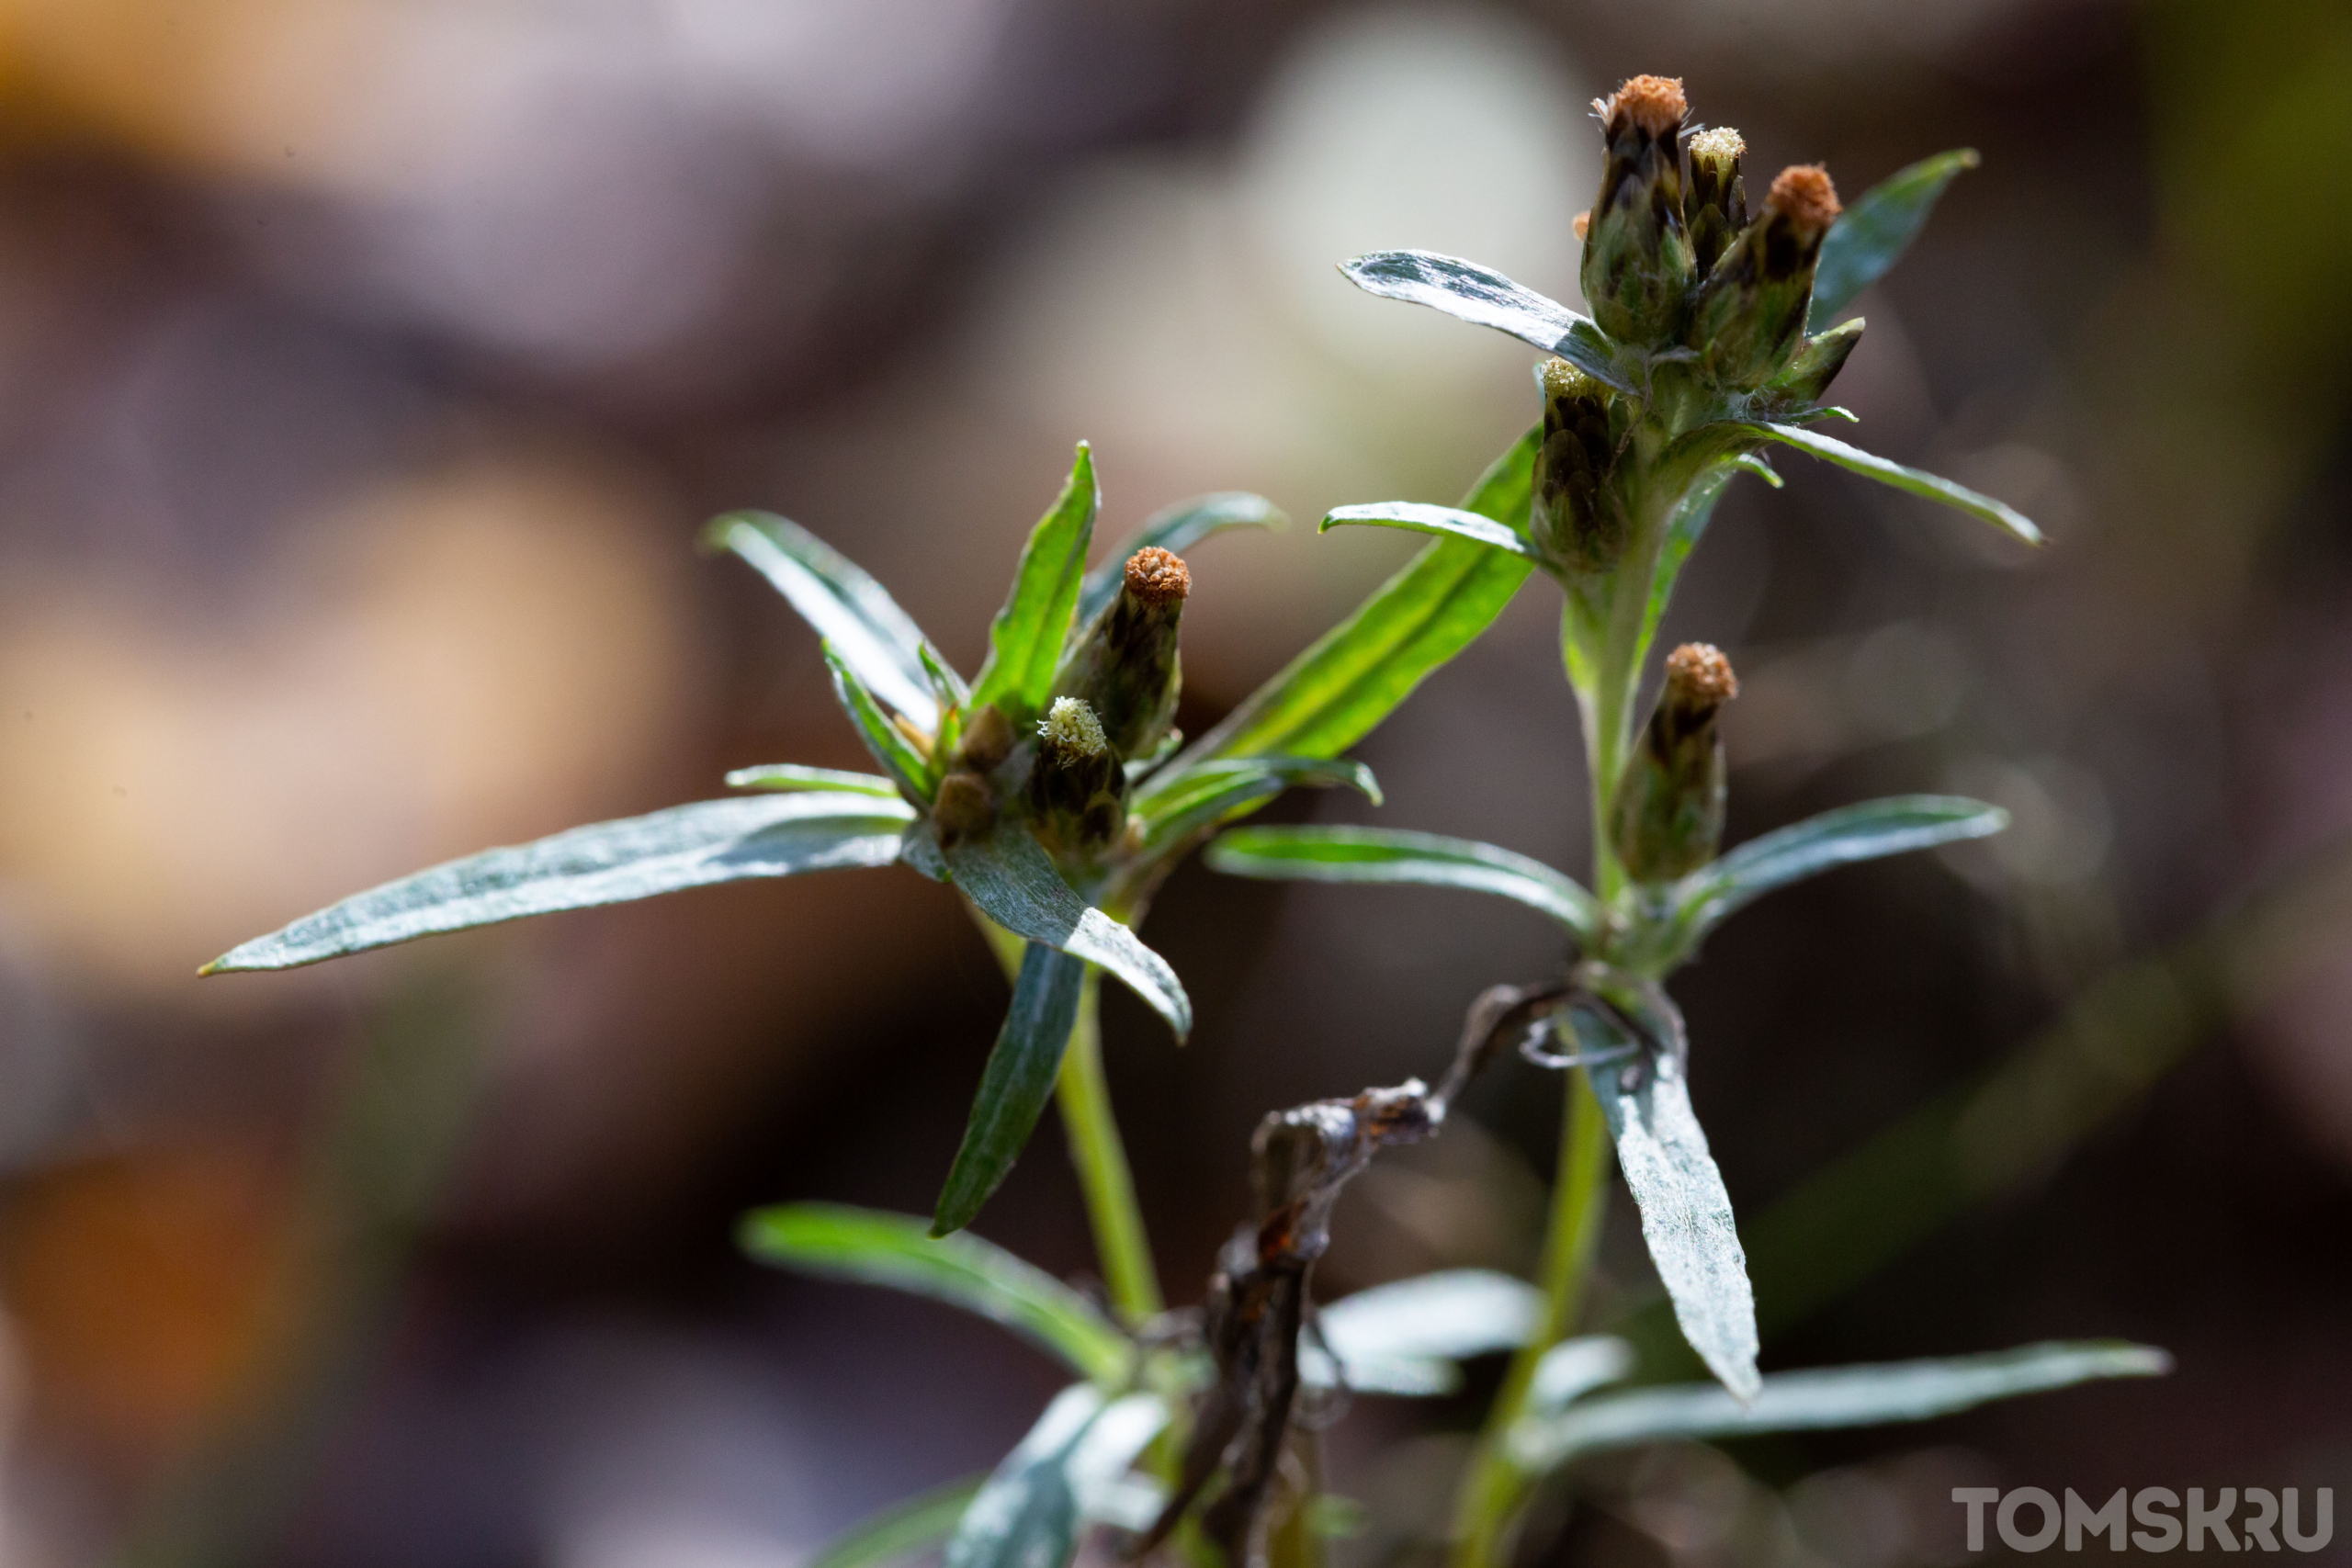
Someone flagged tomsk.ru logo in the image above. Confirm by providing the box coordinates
[1954,1488,2334,1553]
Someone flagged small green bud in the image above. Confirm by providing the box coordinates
[1049,547,1188,760]
[1532,357,1624,573]
[1611,643,1738,883]
[1579,74,1695,347]
[1028,696,1125,854]
[1684,126,1747,276]
[1767,316,1864,405]
[1689,163,1842,390]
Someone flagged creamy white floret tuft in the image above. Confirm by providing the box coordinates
[1039,696,1108,757]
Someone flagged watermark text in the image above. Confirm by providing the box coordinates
[1953,1488,2333,1552]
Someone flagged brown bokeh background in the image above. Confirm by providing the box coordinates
[0,2,2346,1564]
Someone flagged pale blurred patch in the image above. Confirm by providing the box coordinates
[0,458,693,998]
[821,4,1596,706]
[0,0,1007,368]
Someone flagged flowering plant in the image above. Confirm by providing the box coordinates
[203,71,2167,1568]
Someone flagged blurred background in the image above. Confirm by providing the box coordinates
[0,0,2346,1563]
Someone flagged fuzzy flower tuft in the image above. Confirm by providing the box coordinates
[1765,164,1841,235]
[1596,74,1686,137]
[1039,695,1109,758]
[1124,547,1191,606]
[1665,642,1739,709]
[1689,126,1746,163]
[1541,355,1602,403]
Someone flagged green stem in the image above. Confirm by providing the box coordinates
[1054,969,1164,1321]
[1449,565,1656,1566]
[1448,1071,1611,1568]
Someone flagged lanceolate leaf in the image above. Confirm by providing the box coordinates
[1206,826,1599,942]
[825,644,936,802]
[1130,757,1382,855]
[1340,252,1634,395]
[706,511,941,728]
[725,763,903,795]
[1639,465,1736,665]
[933,943,1088,1236]
[739,1204,1130,1384]
[1301,1269,1545,1396]
[973,444,1100,719]
[1578,1008,1760,1402]
[1190,428,1537,763]
[944,820,1192,1040]
[1809,149,1981,326]
[1679,795,2007,939]
[1321,502,1542,561]
[202,793,913,975]
[1510,1340,2169,1474]
[806,1475,988,1568]
[1747,423,2042,545]
[946,1386,1170,1568]
[1079,492,1284,626]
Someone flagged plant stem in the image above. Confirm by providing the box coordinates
[1054,969,1164,1321]
[1447,1071,1611,1568]
[1449,570,1657,1566]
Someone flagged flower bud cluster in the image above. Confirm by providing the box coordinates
[947,547,1192,861]
[1577,76,1858,396]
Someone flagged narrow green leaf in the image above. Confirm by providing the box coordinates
[739,1203,1130,1383]
[1638,465,1736,666]
[921,640,972,712]
[1206,826,1599,941]
[1725,453,1782,490]
[1129,757,1381,855]
[944,820,1191,1040]
[947,1386,1170,1568]
[1078,492,1284,626]
[825,644,936,802]
[1747,422,2042,545]
[1577,1005,1760,1402]
[933,943,1087,1236]
[1679,795,2008,940]
[1339,252,1634,395]
[201,793,913,975]
[1300,1269,1544,1396]
[1510,1340,2169,1474]
[1190,429,1537,763]
[972,444,1099,719]
[806,1475,988,1568]
[1809,149,1981,326]
[1321,502,1542,560]
[725,763,903,795]
[706,511,940,728]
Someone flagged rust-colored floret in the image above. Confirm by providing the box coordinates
[1125,546,1191,606]
[1666,642,1739,707]
[1598,74,1687,137]
[1572,209,1590,241]
[1766,164,1841,232]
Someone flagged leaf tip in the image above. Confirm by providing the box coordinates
[695,513,746,555]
